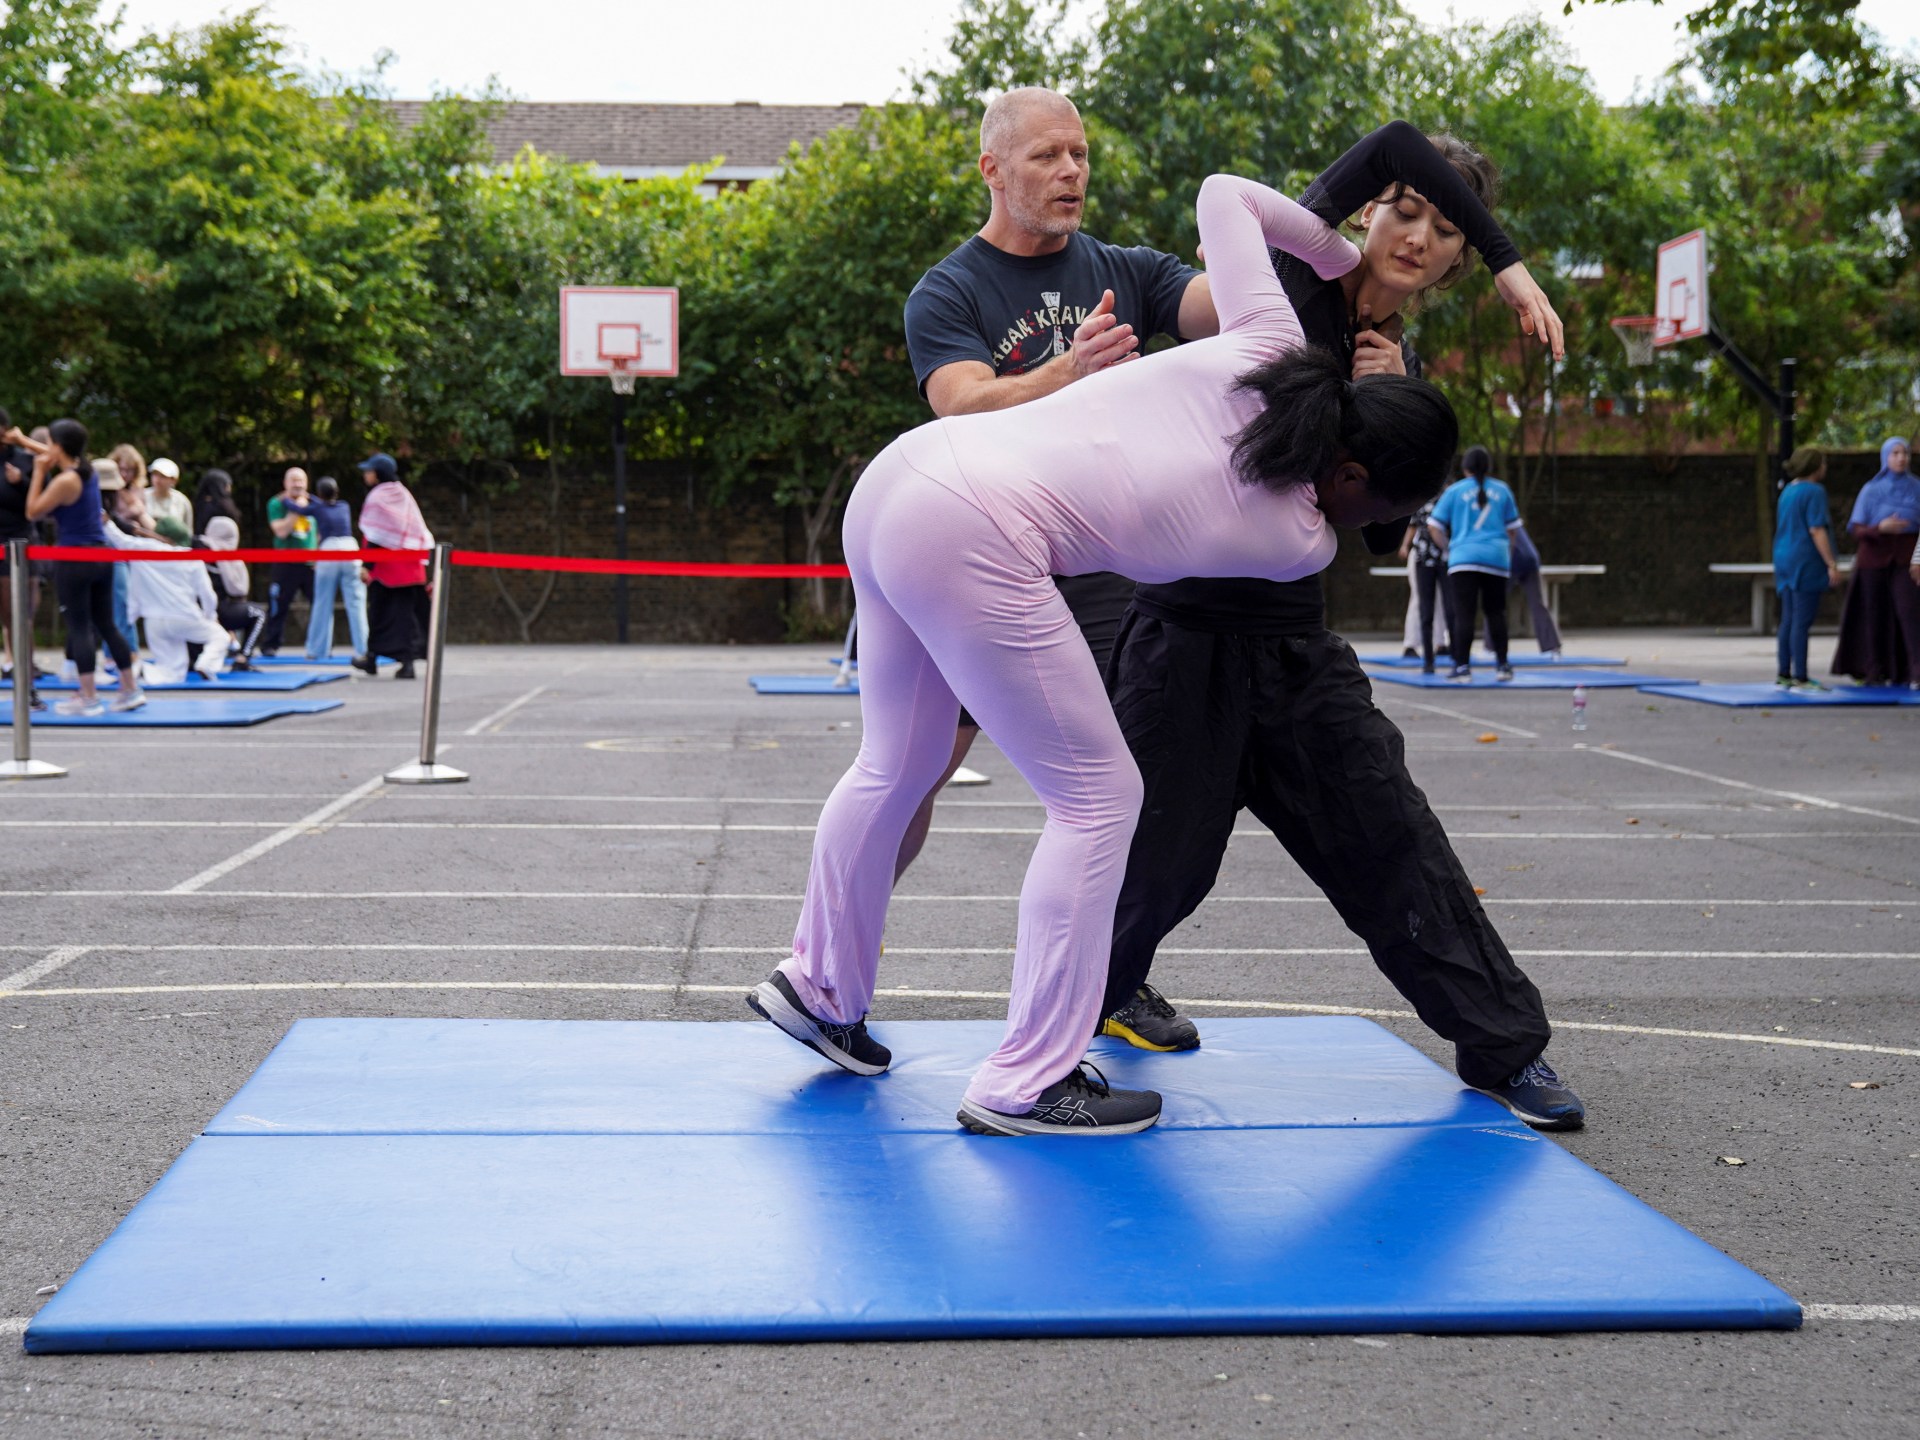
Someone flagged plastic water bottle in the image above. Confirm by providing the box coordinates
[1571,684,1589,731]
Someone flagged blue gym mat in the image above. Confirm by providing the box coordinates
[0,696,344,727]
[25,1016,1799,1351]
[13,669,347,692]
[1367,667,1695,691]
[251,655,398,668]
[751,675,859,695]
[1637,682,1920,708]
[1359,652,1627,669]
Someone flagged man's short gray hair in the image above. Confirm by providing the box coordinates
[980,87,1080,159]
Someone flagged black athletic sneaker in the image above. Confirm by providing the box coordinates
[1101,984,1200,1052]
[1475,1056,1586,1131]
[958,1062,1162,1136]
[746,970,891,1076]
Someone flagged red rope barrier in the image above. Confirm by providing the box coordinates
[22,545,848,578]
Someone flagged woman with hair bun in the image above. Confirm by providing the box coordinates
[750,173,1459,1138]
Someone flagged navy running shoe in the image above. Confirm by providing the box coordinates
[1476,1056,1586,1131]
[746,970,890,1076]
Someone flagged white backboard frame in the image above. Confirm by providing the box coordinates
[559,286,679,378]
[1653,231,1707,347]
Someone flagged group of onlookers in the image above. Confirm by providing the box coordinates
[1773,437,1920,690]
[0,405,434,716]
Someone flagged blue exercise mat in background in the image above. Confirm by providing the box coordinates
[13,669,347,693]
[1638,682,1920,708]
[1359,652,1627,669]
[0,696,344,727]
[25,1016,1799,1351]
[1368,667,1695,691]
[751,675,859,695]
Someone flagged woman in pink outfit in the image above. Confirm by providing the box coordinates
[749,174,1460,1136]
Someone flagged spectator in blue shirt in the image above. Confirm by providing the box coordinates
[1429,445,1523,682]
[303,476,369,662]
[1772,447,1841,690]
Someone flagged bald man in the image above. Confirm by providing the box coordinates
[259,465,316,655]
[897,86,1216,1050]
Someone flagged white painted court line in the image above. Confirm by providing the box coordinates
[166,773,391,895]
[3,979,1918,1059]
[1579,744,1920,827]
[0,947,91,993]
[1393,699,1542,740]
[1804,1305,1920,1321]
[1,1317,26,1339]
[463,684,548,736]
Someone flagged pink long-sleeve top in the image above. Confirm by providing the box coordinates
[917,173,1361,585]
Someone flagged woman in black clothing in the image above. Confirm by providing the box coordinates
[194,468,242,541]
[1099,122,1584,1130]
[0,409,45,704]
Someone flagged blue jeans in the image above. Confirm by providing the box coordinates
[306,558,369,659]
[111,561,139,654]
[1776,585,1823,680]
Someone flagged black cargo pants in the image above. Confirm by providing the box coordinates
[1101,612,1551,1088]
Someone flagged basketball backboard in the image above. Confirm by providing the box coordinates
[559,287,679,379]
[1653,231,1707,346]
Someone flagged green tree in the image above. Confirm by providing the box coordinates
[693,105,982,622]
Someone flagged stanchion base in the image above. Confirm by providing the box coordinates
[0,758,68,780]
[384,762,469,786]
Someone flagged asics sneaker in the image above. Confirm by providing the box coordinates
[746,970,891,1076]
[1101,984,1200,1052]
[1475,1056,1586,1131]
[958,1062,1162,1136]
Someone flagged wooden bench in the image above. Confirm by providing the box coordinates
[1369,563,1605,629]
[1709,560,1854,634]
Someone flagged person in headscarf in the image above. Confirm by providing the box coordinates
[1829,437,1920,688]
[201,515,266,670]
[355,452,431,680]
[194,468,242,541]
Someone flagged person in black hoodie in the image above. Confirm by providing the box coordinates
[0,409,46,707]
[1098,122,1585,1132]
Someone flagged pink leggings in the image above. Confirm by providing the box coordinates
[780,439,1143,1113]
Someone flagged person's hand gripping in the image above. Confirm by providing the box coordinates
[1069,289,1139,377]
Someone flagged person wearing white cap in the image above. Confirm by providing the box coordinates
[146,458,194,543]
[101,502,228,684]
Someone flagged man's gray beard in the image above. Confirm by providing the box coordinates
[1007,190,1083,241]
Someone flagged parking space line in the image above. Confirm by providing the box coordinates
[0,947,92,993]
[1579,744,1920,827]
[166,774,391,895]
[2,979,1917,1058]
[462,685,548,736]
[1804,1305,1920,1321]
[1392,699,1542,740]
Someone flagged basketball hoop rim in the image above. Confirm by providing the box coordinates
[1610,314,1660,366]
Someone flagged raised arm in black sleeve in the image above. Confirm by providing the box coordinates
[1298,120,1522,276]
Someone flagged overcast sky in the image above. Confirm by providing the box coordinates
[112,0,1920,109]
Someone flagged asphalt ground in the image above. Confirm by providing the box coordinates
[1,629,1915,1439]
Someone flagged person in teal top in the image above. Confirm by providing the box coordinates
[1428,445,1522,681]
[1772,447,1841,689]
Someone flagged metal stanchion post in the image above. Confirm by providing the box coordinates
[384,543,467,785]
[1,537,65,780]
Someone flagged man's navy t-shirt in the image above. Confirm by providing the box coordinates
[903,232,1197,396]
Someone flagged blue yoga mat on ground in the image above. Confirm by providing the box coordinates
[1367,667,1695,691]
[1637,682,1920,708]
[751,675,859,695]
[0,696,344,727]
[1359,652,1627,669]
[25,1017,1798,1351]
[12,669,347,693]
[251,655,398,668]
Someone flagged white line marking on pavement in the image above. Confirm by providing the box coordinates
[1394,699,1542,740]
[1578,744,1920,827]
[166,773,391,894]
[2,943,1915,962]
[0,947,91,993]
[0,1317,26,1339]
[463,685,547,736]
[1804,1305,1920,1321]
[3,979,1918,1058]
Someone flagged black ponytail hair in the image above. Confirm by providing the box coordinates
[48,417,88,464]
[1230,346,1459,513]
[1462,444,1491,508]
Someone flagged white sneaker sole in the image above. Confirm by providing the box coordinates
[1472,1086,1585,1131]
[746,979,887,1076]
[955,1098,1161,1137]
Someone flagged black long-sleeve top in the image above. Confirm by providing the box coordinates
[1133,121,1522,634]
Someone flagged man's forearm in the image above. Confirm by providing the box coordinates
[934,357,1077,416]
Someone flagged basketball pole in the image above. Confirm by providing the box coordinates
[1701,324,1796,486]
[612,383,630,644]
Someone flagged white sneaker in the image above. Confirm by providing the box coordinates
[54,695,106,717]
[110,685,147,712]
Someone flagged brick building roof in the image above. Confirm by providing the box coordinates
[386,100,869,178]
